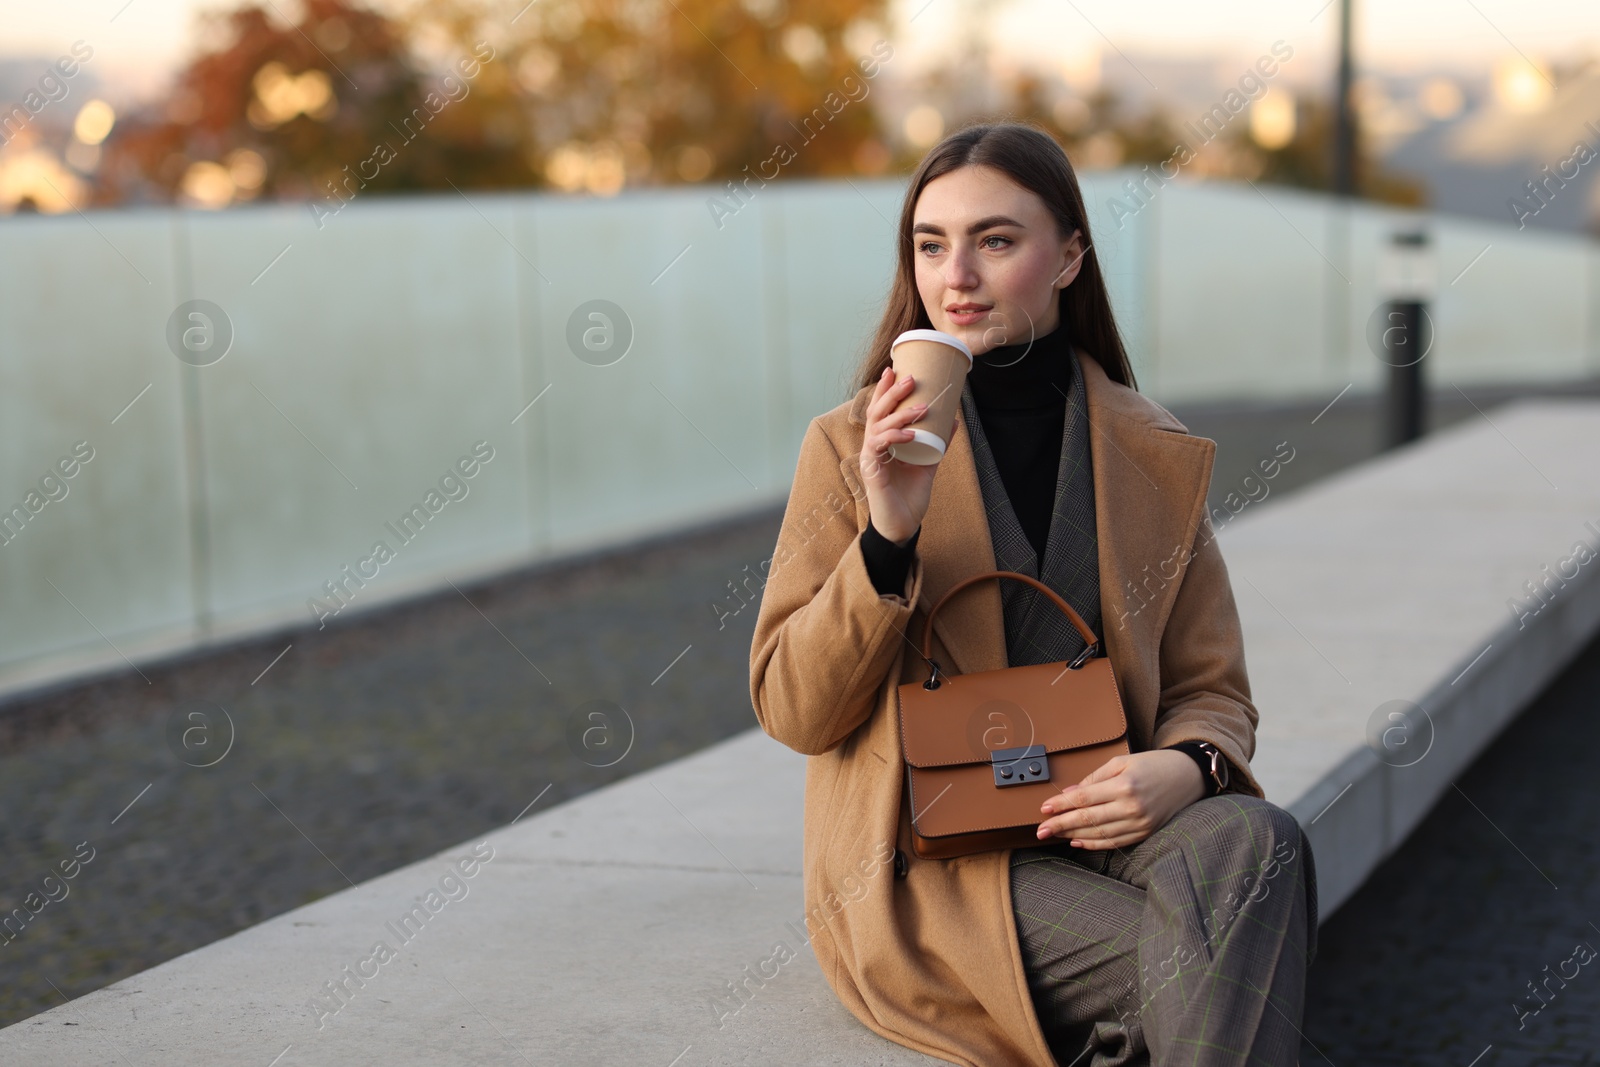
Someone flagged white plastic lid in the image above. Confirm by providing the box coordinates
[888,428,948,465]
[891,328,973,366]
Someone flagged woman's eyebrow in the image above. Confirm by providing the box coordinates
[911,214,1026,236]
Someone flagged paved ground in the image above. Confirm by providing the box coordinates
[3,377,1597,1038]
[0,511,783,1027]
[1299,623,1600,1066]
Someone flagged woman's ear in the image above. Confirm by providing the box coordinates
[1054,228,1086,290]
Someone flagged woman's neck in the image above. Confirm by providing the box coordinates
[965,321,1074,411]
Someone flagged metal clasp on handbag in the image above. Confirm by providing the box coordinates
[1066,642,1098,670]
[991,744,1049,787]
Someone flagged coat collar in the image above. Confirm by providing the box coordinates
[848,351,1216,679]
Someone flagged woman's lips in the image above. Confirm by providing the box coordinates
[946,306,991,325]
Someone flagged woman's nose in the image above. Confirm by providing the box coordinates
[944,247,980,289]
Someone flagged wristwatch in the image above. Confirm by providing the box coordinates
[1169,740,1230,797]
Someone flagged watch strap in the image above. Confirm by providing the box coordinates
[1166,740,1227,797]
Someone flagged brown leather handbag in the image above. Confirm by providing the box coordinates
[899,571,1130,859]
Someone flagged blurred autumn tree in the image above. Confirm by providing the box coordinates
[1004,72,1182,170]
[95,0,534,207]
[406,0,894,194]
[94,0,895,207]
[1000,69,1423,204]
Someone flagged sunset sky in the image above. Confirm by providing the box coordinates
[3,0,1597,101]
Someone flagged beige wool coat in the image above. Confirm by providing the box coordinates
[748,350,1265,1067]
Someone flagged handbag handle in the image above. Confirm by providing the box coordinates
[920,570,1100,662]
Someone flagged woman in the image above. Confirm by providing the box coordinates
[749,122,1317,1066]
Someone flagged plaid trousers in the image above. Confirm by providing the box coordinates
[1010,794,1319,1066]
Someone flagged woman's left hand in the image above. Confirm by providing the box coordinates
[1036,750,1207,850]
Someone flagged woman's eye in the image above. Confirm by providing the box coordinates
[982,235,1010,249]
[918,240,943,256]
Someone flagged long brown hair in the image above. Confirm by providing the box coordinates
[852,121,1137,394]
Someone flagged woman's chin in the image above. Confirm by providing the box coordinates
[939,323,989,354]
[936,318,1037,357]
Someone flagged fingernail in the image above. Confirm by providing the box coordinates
[1036,826,1050,839]
[1070,840,1083,848]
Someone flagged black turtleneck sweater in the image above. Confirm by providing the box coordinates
[859,321,1075,595]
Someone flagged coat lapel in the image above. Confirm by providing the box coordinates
[844,351,1216,687]
[1078,354,1216,694]
[846,386,1006,677]
[913,395,1009,675]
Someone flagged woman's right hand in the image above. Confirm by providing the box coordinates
[859,366,957,546]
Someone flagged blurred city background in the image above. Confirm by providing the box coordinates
[5,0,1600,1061]
[7,0,1600,227]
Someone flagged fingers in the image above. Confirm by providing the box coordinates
[863,388,929,471]
[866,367,918,425]
[1041,777,1121,815]
[1036,808,1147,846]
[1037,808,1114,841]
[1041,756,1134,817]
[866,366,900,416]
[879,406,929,445]
[1068,826,1151,850]
[1038,761,1161,847]
[1081,753,1130,785]
[863,430,898,468]
[868,366,892,419]
[873,400,930,457]
[866,416,922,457]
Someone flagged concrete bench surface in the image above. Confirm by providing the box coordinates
[4,399,1598,1066]
[1228,399,1600,913]
[3,728,928,1066]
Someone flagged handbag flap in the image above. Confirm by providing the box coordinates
[898,657,1127,769]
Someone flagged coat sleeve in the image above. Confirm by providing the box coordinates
[749,417,926,756]
[1149,512,1265,799]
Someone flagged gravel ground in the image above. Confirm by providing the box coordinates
[3,378,1597,1038]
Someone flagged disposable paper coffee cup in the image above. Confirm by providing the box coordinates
[887,329,973,465]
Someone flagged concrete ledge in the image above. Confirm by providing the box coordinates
[1222,400,1600,915]
[4,400,1598,1064]
[0,729,928,1065]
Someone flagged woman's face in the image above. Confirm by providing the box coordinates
[911,163,1084,357]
